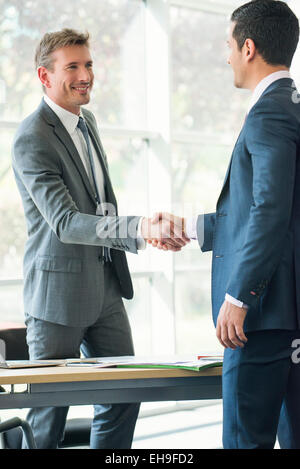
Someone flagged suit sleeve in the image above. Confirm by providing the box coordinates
[197,213,216,252]
[226,99,299,307]
[12,131,140,253]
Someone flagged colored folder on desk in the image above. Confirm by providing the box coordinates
[115,358,223,372]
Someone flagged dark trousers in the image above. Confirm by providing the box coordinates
[222,329,300,449]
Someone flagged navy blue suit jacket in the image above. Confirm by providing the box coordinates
[198,78,300,332]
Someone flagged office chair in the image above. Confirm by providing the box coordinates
[0,324,92,449]
[0,417,37,449]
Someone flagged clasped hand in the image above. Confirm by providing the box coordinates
[141,212,190,252]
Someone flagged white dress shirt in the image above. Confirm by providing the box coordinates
[185,70,291,308]
[247,70,291,114]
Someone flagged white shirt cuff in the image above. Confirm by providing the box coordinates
[225,293,249,310]
[185,216,198,240]
[136,217,146,250]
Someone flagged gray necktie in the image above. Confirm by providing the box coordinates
[77,116,111,262]
[77,116,101,203]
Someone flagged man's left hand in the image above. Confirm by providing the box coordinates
[216,300,248,349]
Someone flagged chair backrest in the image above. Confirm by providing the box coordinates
[0,326,28,448]
[0,327,29,360]
[0,427,23,449]
[0,325,91,449]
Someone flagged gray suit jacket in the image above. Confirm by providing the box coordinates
[12,99,140,327]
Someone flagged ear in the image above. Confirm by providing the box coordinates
[38,66,52,89]
[243,38,256,62]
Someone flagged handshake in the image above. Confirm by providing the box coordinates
[141,212,190,252]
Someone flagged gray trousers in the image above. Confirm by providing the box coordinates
[23,263,140,449]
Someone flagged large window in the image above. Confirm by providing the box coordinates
[0,0,299,357]
[1,0,300,450]
[170,2,248,354]
[0,0,150,352]
[0,0,146,127]
[171,5,248,136]
[170,0,300,354]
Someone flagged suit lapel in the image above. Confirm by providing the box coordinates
[83,115,118,209]
[217,79,293,207]
[217,79,294,209]
[40,100,97,206]
[53,123,97,206]
[216,124,246,208]
[41,99,117,210]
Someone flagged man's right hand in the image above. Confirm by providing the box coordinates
[141,212,190,252]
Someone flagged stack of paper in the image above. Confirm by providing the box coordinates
[65,355,223,371]
[114,357,223,372]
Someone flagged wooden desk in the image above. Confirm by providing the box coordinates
[0,366,222,409]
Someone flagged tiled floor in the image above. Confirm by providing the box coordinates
[0,400,223,449]
[0,400,280,449]
[132,401,223,449]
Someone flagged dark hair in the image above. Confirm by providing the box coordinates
[231,0,299,67]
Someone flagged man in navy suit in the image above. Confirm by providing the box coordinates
[151,0,300,448]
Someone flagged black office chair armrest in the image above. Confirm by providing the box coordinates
[0,326,92,448]
[0,417,37,449]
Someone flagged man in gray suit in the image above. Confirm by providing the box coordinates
[12,28,188,449]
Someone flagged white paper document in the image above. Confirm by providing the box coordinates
[65,354,223,371]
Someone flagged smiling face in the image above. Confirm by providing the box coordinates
[39,44,94,114]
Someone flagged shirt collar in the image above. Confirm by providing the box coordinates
[248,70,291,114]
[44,95,83,135]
